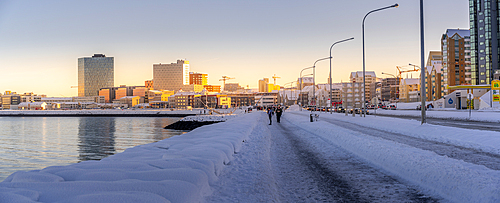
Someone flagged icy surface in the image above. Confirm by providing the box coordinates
[1,107,500,202]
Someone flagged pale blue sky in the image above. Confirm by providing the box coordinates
[0,0,469,96]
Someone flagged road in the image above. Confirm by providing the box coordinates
[373,113,500,132]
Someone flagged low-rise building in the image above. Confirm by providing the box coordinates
[203,85,221,93]
[255,92,278,107]
[18,102,47,110]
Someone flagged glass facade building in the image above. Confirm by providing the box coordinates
[78,54,114,97]
[469,0,499,85]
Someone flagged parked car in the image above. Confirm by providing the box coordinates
[337,107,345,113]
[389,105,396,110]
[355,108,370,115]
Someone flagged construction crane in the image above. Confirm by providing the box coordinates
[396,65,420,79]
[219,76,235,91]
[272,74,281,85]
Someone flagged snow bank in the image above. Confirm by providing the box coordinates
[373,109,500,123]
[0,113,261,203]
[180,114,238,122]
[287,112,500,202]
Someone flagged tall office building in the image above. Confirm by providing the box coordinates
[153,60,189,91]
[469,0,499,85]
[78,54,114,97]
[441,29,471,94]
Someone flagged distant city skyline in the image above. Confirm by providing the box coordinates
[0,0,469,96]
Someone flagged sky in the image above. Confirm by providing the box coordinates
[0,0,469,97]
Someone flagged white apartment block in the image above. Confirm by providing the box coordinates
[153,60,190,91]
[347,71,376,106]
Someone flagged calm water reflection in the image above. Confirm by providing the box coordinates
[0,117,185,181]
[78,117,117,161]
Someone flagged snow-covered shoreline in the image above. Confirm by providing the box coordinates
[0,112,259,202]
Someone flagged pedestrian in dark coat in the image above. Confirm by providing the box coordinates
[267,107,273,125]
[276,105,283,123]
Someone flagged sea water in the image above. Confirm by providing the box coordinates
[0,116,185,181]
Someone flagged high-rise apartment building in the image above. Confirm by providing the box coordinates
[153,60,190,91]
[78,54,114,97]
[259,78,270,92]
[441,29,471,95]
[145,80,153,90]
[189,72,208,85]
[469,0,499,85]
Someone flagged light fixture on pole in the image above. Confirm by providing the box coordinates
[329,37,354,114]
[419,0,426,124]
[362,3,399,117]
[312,57,331,110]
[300,67,314,108]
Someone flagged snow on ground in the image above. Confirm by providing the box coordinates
[373,108,500,123]
[0,113,259,203]
[284,111,500,202]
[1,107,499,202]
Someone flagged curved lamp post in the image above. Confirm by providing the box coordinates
[312,57,331,109]
[299,70,313,110]
[329,37,354,113]
[362,3,399,117]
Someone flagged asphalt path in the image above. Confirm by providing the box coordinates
[269,115,439,202]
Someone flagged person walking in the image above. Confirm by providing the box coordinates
[267,107,273,125]
[275,105,283,123]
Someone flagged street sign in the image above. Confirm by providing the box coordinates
[493,80,500,103]
[492,80,500,90]
[494,94,500,102]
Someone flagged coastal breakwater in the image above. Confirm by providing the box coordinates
[0,112,258,202]
[165,115,238,130]
[0,109,199,117]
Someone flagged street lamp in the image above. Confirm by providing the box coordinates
[419,0,426,124]
[300,67,314,91]
[362,3,399,117]
[312,57,331,109]
[299,72,313,109]
[329,37,354,114]
[283,81,295,106]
